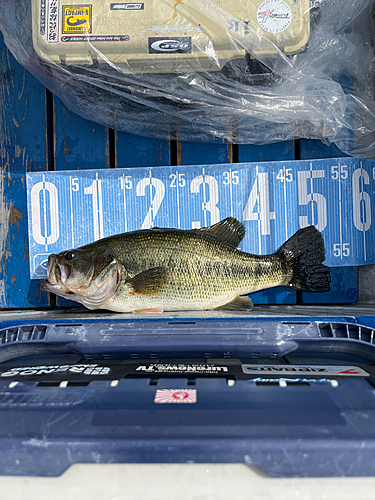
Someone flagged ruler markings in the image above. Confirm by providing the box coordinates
[26,158,375,278]
[230,168,233,218]
[361,161,367,261]
[69,176,75,249]
[42,175,48,252]
[203,167,207,228]
[256,165,261,255]
[283,166,288,241]
[309,162,316,227]
[176,171,180,229]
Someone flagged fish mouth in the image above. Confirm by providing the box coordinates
[46,254,71,285]
[41,253,121,308]
[41,254,76,296]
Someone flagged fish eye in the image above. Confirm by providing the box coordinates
[65,251,74,261]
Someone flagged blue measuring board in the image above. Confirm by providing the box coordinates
[27,157,375,279]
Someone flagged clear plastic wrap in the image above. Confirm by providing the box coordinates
[0,0,374,156]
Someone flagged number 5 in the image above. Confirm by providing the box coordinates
[297,169,327,231]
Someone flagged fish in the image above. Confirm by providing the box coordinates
[41,217,330,313]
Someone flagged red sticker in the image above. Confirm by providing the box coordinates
[154,389,197,404]
[337,369,361,374]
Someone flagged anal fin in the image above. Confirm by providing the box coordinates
[215,295,253,311]
[133,308,164,313]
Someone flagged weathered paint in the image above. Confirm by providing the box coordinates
[115,131,171,168]
[54,95,110,170]
[177,140,232,165]
[0,32,49,308]
[239,141,295,163]
[0,171,9,304]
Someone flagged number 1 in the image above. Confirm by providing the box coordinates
[84,175,104,240]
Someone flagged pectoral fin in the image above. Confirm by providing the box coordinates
[215,295,253,311]
[127,267,168,296]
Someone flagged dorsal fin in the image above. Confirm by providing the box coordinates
[196,217,246,248]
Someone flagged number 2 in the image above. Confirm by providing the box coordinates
[136,177,165,229]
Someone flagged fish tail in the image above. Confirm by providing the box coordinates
[277,226,331,292]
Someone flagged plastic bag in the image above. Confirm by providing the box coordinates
[0,0,374,156]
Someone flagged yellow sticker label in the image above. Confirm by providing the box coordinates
[62,5,92,34]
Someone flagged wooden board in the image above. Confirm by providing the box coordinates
[0,32,49,308]
[0,31,358,308]
[53,96,110,171]
[115,132,171,168]
[177,141,233,165]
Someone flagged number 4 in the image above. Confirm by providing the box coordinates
[243,172,275,235]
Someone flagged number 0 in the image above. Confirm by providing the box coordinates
[30,181,60,247]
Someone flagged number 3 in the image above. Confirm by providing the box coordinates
[191,174,220,228]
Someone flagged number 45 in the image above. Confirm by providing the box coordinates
[276,168,293,182]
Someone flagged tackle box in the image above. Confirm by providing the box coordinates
[1,2,375,497]
[31,0,310,72]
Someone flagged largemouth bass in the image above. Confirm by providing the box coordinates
[41,217,330,313]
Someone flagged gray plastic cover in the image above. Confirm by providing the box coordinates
[0,0,375,156]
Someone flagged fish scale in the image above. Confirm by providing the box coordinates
[41,218,331,313]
